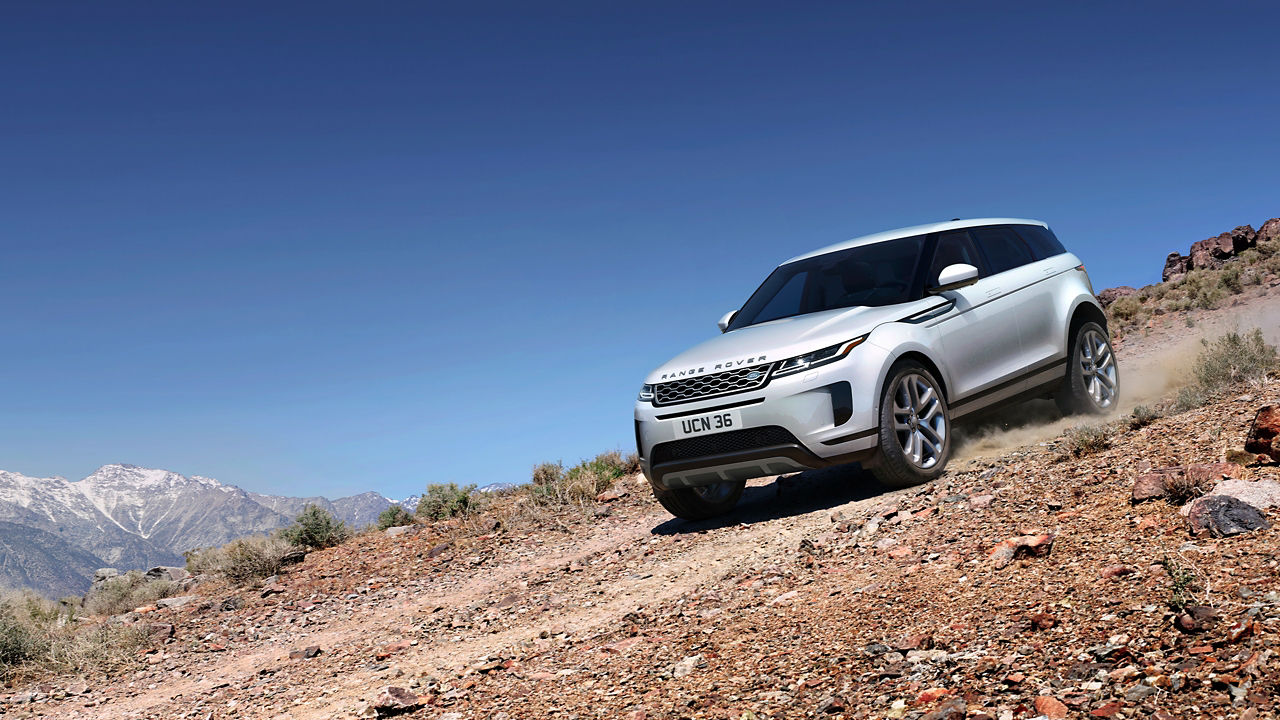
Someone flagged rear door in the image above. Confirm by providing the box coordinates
[920,229,1027,413]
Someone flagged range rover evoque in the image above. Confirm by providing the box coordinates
[635,218,1118,520]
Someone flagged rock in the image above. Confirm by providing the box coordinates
[1125,683,1158,702]
[1244,405,1280,461]
[1175,604,1219,633]
[260,583,286,598]
[1256,217,1280,246]
[1090,700,1123,717]
[896,633,933,651]
[672,654,703,678]
[915,687,950,704]
[384,525,414,537]
[156,595,197,609]
[1034,696,1069,720]
[376,639,413,659]
[427,542,452,559]
[1162,252,1190,282]
[816,695,847,714]
[289,645,322,660]
[595,487,627,502]
[145,566,189,583]
[987,533,1054,569]
[1186,495,1270,536]
[1029,612,1057,631]
[370,686,420,712]
[219,596,244,612]
[1189,225,1254,269]
[92,568,119,585]
[1199,478,1280,511]
[1132,472,1168,502]
[1100,565,1136,580]
[280,547,307,565]
[920,697,966,720]
[1096,286,1138,307]
[968,494,995,509]
[144,623,174,641]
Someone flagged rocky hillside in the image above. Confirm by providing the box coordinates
[8,286,1279,719]
[0,464,415,596]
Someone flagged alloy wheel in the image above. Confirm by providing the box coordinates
[891,372,947,469]
[1079,328,1117,409]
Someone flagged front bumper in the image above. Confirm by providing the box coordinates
[634,344,890,489]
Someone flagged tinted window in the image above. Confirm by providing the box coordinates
[971,226,1034,274]
[928,230,984,284]
[1015,225,1067,260]
[728,234,925,330]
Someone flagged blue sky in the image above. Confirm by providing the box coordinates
[2,2,1278,498]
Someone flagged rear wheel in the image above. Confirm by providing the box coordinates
[870,361,952,488]
[1055,321,1119,415]
[651,480,745,520]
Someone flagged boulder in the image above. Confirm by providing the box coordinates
[145,566,189,583]
[1189,225,1255,270]
[1199,478,1280,511]
[155,595,197,609]
[92,568,119,586]
[988,533,1054,569]
[1244,405,1280,461]
[1186,495,1270,537]
[1096,286,1138,307]
[1256,218,1280,246]
[1162,252,1191,282]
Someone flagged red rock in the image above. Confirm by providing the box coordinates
[289,645,321,660]
[897,633,934,650]
[988,533,1054,569]
[915,687,950,705]
[887,546,914,560]
[602,637,643,654]
[1096,286,1137,307]
[376,639,412,659]
[1162,252,1190,282]
[1028,612,1056,631]
[1034,696,1069,719]
[1100,565,1136,580]
[1245,406,1280,461]
[1090,701,1122,717]
[1187,645,1213,654]
[1131,473,1168,502]
[1257,217,1280,245]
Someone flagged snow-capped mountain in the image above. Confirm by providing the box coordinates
[0,464,412,597]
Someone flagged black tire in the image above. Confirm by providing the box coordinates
[650,480,745,520]
[1055,321,1120,416]
[869,360,952,488]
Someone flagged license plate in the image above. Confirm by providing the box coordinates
[673,409,743,439]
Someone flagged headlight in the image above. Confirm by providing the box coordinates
[638,384,655,402]
[772,336,866,378]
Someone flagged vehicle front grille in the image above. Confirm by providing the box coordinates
[652,363,773,406]
[650,425,799,465]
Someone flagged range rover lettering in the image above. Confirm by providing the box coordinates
[634,218,1118,519]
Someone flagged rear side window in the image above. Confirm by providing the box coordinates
[971,226,1034,275]
[928,230,985,284]
[1015,225,1067,260]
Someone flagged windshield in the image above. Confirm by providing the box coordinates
[727,234,926,330]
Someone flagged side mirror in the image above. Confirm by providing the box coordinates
[929,263,979,293]
[717,311,737,333]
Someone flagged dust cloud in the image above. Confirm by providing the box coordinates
[951,292,1280,463]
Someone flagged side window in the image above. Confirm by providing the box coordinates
[752,271,808,324]
[928,230,984,284]
[971,226,1035,275]
[1014,225,1067,260]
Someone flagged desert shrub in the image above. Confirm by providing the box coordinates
[186,535,295,585]
[1174,384,1210,412]
[82,571,177,616]
[531,461,565,487]
[1063,424,1110,457]
[1109,295,1143,321]
[1129,405,1160,429]
[530,451,628,506]
[280,504,349,549]
[376,505,415,530]
[1192,328,1278,392]
[0,590,149,680]
[1192,284,1224,309]
[416,483,476,520]
[1219,264,1243,294]
[1165,471,1213,505]
[622,452,642,475]
[1160,555,1201,612]
[1239,248,1260,265]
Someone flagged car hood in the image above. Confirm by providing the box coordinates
[645,303,917,384]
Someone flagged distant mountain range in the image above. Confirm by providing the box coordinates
[0,464,416,597]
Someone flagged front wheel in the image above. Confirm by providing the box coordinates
[1055,321,1119,415]
[651,480,745,520]
[869,361,952,488]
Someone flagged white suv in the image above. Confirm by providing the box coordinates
[635,218,1117,519]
